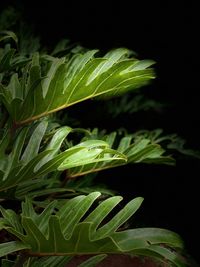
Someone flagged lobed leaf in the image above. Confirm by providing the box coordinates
[0,49,154,124]
[0,122,125,192]
[0,193,185,266]
[67,129,175,178]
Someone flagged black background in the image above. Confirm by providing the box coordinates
[1,0,200,263]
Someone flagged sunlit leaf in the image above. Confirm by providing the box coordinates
[0,122,126,192]
[0,49,154,124]
[67,129,175,178]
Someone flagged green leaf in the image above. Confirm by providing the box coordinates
[0,122,125,192]
[25,254,106,267]
[78,254,107,267]
[0,49,154,124]
[21,121,48,164]
[84,195,123,236]
[0,241,29,258]
[112,228,184,250]
[0,206,23,234]
[0,48,15,72]
[146,245,187,267]
[67,129,175,178]
[0,31,18,43]
[0,44,29,73]
[60,192,101,238]
[0,193,185,267]
[27,255,72,267]
[93,197,143,239]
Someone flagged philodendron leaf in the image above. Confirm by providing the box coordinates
[25,255,73,267]
[0,121,175,196]
[0,121,126,192]
[0,241,29,258]
[0,48,154,124]
[67,129,175,178]
[0,31,18,43]
[21,254,106,267]
[0,193,186,266]
[0,43,30,73]
[77,254,107,267]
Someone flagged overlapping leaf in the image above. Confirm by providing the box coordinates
[21,253,106,267]
[66,129,175,177]
[0,254,107,267]
[0,30,18,44]
[0,44,29,73]
[0,121,126,192]
[0,192,185,266]
[0,122,174,197]
[0,241,29,258]
[0,48,154,124]
[0,120,176,197]
[0,16,189,267]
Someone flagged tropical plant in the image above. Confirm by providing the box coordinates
[0,9,189,267]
